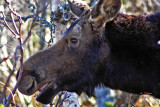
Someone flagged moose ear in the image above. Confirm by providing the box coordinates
[89,0,121,28]
[67,0,91,17]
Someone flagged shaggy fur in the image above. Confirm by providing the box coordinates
[104,13,160,97]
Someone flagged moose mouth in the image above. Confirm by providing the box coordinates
[35,75,96,104]
[36,81,62,104]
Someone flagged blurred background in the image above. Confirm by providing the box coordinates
[0,0,160,106]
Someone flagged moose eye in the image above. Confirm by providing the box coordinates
[71,37,78,44]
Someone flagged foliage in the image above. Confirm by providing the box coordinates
[105,101,114,107]
[0,104,4,107]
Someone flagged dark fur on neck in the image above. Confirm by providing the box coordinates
[103,13,160,98]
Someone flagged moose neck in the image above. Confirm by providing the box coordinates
[102,13,160,94]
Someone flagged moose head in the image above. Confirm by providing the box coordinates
[17,0,160,104]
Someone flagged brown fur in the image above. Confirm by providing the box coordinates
[17,0,160,104]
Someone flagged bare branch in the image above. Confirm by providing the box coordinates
[5,46,23,107]
[23,3,50,44]
[0,12,19,38]
[0,0,24,106]
[114,92,139,107]
[0,46,20,104]
[0,56,9,64]
[143,95,153,107]
[0,15,34,22]
[0,81,15,104]
[10,13,19,34]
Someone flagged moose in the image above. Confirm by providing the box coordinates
[17,0,160,104]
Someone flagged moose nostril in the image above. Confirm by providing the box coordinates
[26,80,35,94]
[16,69,20,80]
[18,75,37,95]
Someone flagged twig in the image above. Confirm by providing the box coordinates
[0,56,9,64]
[5,3,50,106]
[23,2,49,44]
[5,46,23,107]
[0,15,33,22]
[0,0,24,106]
[0,55,21,64]
[58,92,70,107]
[55,92,63,107]
[0,15,52,27]
[0,37,15,49]
[143,95,153,107]
[23,12,40,44]
[128,94,136,107]
[0,12,19,38]
[10,13,19,34]
[0,46,20,105]
[0,81,15,104]
[114,92,139,107]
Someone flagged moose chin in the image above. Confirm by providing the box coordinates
[17,0,160,104]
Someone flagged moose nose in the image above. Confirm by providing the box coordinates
[18,75,37,95]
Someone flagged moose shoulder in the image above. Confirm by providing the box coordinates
[17,0,160,104]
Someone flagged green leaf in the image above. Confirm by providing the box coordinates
[24,98,30,106]
[0,104,5,107]
[105,101,114,107]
